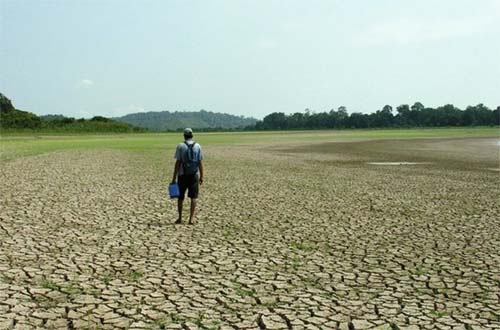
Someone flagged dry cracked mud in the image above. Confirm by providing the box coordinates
[0,138,499,329]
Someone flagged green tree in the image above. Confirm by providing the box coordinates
[371,105,394,127]
[261,112,287,129]
[346,112,370,128]
[409,102,425,126]
[396,104,411,126]
[0,93,15,113]
[0,93,42,129]
[493,106,500,125]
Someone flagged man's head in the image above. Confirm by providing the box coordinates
[183,127,193,140]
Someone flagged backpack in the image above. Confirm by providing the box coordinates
[182,141,199,175]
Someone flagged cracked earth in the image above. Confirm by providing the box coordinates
[0,138,499,329]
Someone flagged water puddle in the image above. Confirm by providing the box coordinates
[367,162,429,166]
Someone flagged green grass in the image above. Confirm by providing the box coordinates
[290,241,317,252]
[410,265,430,276]
[41,279,60,290]
[430,309,448,318]
[128,271,143,282]
[0,127,497,162]
[290,255,303,270]
[168,312,184,324]
[61,282,83,295]
[101,275,112,285]
[233,282,256,297]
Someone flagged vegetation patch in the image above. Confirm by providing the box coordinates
[128,271,144,282]
[291,241,317,252]
[233,282,256,297]
[41,279,60,291]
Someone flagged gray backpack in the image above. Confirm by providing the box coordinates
[182,142,199,175]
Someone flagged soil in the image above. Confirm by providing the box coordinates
[1,138,499,329]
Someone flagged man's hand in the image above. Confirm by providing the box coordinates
[172,160,181,185]
[199,177,204,185]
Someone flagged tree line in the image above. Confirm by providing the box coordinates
[254,103,500,130]
[2,92,499,133]
[0,93,146,133]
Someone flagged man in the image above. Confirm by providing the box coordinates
[171,128,204,225]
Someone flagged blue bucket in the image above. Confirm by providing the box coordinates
[169,183,180,199]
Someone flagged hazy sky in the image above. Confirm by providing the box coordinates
[1,0,499,119]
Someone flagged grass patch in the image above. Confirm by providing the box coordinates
[128,271,143,282]
[150,317,169,329]
[410,265,429,276]
[85,288,102,297]
[430,309,448,318]
[1,127,497,162]
[233,282,256,297]
[291,241,316,252]
[101,275,112,285]
[291,256,302,270]
[208,320,222,330]
[41,279,60,290]
[302,276,322,289]
[61,282,83,295]
[168,312,184,324]
[194,314,206,329]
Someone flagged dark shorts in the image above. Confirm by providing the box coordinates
[178,174,199,199]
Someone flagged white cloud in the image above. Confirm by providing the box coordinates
[75,79,94,88]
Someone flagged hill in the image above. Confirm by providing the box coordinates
[1,93,42,129]
[0,93,145,133]
[114,110,257,131]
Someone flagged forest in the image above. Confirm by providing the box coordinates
[254,103,499,130]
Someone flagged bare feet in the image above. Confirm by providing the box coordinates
[174,218,182,224]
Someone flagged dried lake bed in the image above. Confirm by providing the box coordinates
[0,130,499,329]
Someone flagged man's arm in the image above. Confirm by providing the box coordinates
[199,160,204,184]
[172,160,181,183]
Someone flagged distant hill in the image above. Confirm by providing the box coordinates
[114,110,257,131]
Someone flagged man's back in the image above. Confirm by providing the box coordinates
[174,140,203,176]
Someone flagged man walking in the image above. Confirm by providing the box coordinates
[171,128,204,225]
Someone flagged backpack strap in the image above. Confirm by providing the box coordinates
[183,141,197,162]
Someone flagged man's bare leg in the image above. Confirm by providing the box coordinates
[175,199,183,224]
[188,198,197,224]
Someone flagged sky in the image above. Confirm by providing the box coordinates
[1,0,499,119]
